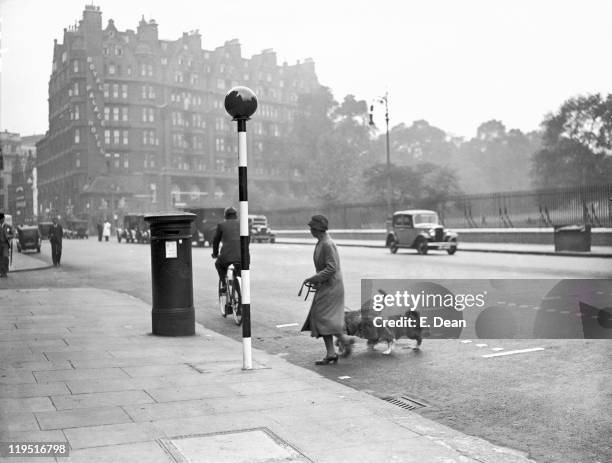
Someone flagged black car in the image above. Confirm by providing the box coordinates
[17,225,41,253]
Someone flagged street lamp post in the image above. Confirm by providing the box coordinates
[224,86,258,370]
[369,92,392,221]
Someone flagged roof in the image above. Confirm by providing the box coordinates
[393,209,437,216]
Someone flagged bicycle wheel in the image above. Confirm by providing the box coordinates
[230,279,242,326]
[218,279,228,318]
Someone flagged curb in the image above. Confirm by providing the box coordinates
[274,240,612,258]
[9,264,55,273]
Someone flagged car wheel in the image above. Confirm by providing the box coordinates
[447,239,458,255]
[271,237,275,243]
[17,245,22,253]
[389,239,398,254]
[416,237,428,255]
[36,247,41,253]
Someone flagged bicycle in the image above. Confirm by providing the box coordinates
[218,263,242,325]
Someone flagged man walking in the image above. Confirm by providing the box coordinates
[49,217,63,267]
[0,213,12,277]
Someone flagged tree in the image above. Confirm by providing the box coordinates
[363,162,461,208]
[454,121,540,193]
[531,94,612,188]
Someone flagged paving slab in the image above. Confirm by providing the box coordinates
[63,422,163,450]
[50,389,154,410]
[64,441,172,463]
[35,406,133,430]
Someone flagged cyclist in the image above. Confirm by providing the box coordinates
[211,206,245,292]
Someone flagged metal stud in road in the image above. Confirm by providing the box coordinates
[225,86,258,370]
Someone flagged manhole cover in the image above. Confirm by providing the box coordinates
[381,395,429,411]
[159,427,311,463]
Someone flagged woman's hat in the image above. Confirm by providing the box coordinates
[308,215,328,231]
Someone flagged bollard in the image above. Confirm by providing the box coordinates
[225,86,258,369]
[144,212,196,336]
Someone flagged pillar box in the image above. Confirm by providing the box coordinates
[144,212,196,336]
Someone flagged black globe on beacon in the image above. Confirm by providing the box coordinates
[224,86,258,121]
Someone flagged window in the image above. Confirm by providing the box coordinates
[148,86,155,99]
[105,130,111,144]
[62,51,67,62]
[73,60,79,73]
[75,154,81,168]
[216,78,224,90]
[113,84,119,98]
[103,83,109,98]
[74,105,80,120]
[175,72,183,83]
[115,47,123,56]
[108,64,116,75]
[104,107,110,121]
[74,129,80,144]
[122,84,128,99]
[122,107,128,122]
[103,47,109,56]
[113,130,120,144]
[215,138,225,152]
[122,130,129,145]
[73,82,79,96]
[113,107,119,121]
[161,57,167,65]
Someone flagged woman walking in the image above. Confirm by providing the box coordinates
[301,215,354,365]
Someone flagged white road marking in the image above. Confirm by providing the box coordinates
[532,306,540,310]
[545,308,557,312]
[560,310,570,314]
[476,343,488,347]
[460,340,472,343]
[482,347,545,358]
[338,376,351,380]
[508,303,517,307]
[496,301,506,305]
[491,347,504,351]
[519,304,529,308]
[276,323,299,328]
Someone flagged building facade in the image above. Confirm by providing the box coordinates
[36,5,320,223]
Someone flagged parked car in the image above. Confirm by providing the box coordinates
[386,209,458,255]
[117,214,149,243]
[16,225,41,253]
[248,215,275,243]
[66,219,89,239]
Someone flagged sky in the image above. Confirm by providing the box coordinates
[1,0,612,139]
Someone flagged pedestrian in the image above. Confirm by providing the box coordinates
[97,221,103,242]
[102,220,111,242]
[301,215,355,364]
[49,216,63,267]
[0,213,12,277]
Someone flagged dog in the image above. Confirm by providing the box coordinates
[339,302,424,355]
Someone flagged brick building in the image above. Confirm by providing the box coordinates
[36,5,320,223]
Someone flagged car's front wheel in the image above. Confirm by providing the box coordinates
[415,237,428,255]
[389,239,399,254]
[447,239,458,255]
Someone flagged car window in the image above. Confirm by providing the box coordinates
[413,214,437,224]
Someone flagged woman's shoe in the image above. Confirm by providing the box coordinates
[315,354,338,365]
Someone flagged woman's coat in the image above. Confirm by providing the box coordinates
[301,233,345,337]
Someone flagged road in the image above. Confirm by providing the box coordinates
[5,239,612,463]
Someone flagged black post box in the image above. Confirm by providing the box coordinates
[144,212,196,336]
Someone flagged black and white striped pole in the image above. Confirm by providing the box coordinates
[224,86,257,370]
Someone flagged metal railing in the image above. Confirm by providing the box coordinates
[261,184,612,229]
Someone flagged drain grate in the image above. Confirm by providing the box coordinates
[382,395,429,410]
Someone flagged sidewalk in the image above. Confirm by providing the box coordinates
[275,237,612,258]
[7,248,52,273]
[0,287,535,463]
